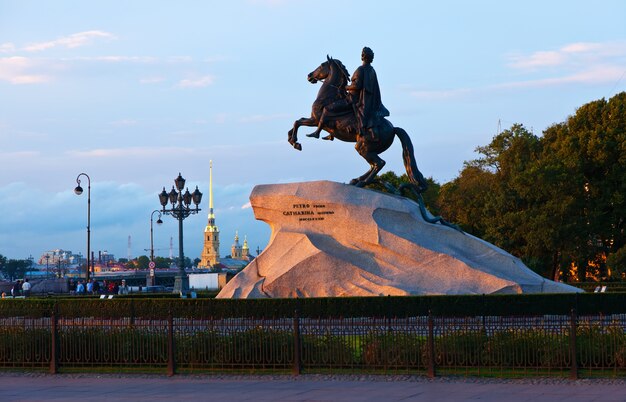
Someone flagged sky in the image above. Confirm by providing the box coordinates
[1,0,625,262]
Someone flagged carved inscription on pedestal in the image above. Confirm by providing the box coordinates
[282,203,334,222]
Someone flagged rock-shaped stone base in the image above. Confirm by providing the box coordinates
[217,181,580,298]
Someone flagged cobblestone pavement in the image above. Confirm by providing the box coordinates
[0,373,625,401]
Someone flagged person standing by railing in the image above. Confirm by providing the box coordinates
[92,279,100,295]
[11,280,22,297]
[21,278,31,297]
[76,280,85,295]
[118,280,129,295]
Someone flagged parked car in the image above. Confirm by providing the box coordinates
[142,285,167,293]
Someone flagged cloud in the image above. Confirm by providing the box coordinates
[508,41,626,71]
[508,50,565,70]
[0,56,51,84]
[177,75,215,88]
[496,65,626,89]
[0,43,16,53]
[63,56,157,63]
[22,31,116,52]
[67,146,205,159]
[410,41,626,101]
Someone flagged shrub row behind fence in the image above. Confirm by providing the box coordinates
[1,302,626,377]
[2,292,626,319]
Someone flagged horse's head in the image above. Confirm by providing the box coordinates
[307,56,333,84]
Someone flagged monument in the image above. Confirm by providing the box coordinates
[217,48,581,298]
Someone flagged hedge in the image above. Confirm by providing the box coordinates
[2,293,626,319]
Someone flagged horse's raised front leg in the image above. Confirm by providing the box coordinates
[288,117,317,151]
[306,109,333,140]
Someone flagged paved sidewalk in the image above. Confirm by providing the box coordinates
[1,373,625,401]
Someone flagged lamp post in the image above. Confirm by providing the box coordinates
[158,173,202,293]
[150,210,163,262]
[74,173,91,283]
[147,210,163,287]
[45,254,50,279]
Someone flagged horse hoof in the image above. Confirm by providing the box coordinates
[322,135,334,141]
[294,143,302,151]
[306,132,320,139]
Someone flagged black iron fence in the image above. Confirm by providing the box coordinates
[1,308,625,377]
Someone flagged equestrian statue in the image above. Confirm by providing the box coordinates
[287,47,428,192]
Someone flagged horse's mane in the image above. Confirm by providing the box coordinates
[330,58,350,85]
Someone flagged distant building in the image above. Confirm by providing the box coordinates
[98,250,115,265]
[37,249,82,266]
[197,161,254,272]
[199,161,220,268]
[230,231,251,261]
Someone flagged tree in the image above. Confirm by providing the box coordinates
[172,256,192,268]
[436,92,625,281]
[607,245,626,279]
[540,92,626,280]
[135,255,150,270]
[0,254,6,279]
[1,259,30,281]
[154,256,172,269]
[366,171,442,215]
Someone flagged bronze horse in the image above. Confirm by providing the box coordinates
[288,56,428,191]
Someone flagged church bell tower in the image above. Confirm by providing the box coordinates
[200,161,220,268]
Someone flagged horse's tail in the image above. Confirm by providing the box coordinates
[394,127,428,193]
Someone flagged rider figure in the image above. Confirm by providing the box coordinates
[345,47,389,142]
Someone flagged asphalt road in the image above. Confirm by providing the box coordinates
[1,373,626,401]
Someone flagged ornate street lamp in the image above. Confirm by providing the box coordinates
[150,210,163,262]
[74,173,91,283]
[159,173,202,293]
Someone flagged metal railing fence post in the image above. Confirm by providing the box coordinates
[570,308,578,380]
[293,309,301,375]
[427,311,436,378]
[167,314,175,376]
[49,309,58,374]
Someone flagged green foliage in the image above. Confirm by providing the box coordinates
[366,171,442,215]
[135,256,150,270]
[302,334,356,367]
[435,93,626,280]
[362,332,425,368]
[0,254,6,279]
[2,298,626,374]
[0,326,51,367]
[3,293,626,320]
[0,258,32,281]
[607,246,626,279]
[154,256,172,269]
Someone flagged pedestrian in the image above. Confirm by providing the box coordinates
[21,278,31,297]
[86,279,94,294]
[76,280,85,295]
[92,279,100,294]
[118,279,129,295]
[68,279,76,295]
[11,280,22,297]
